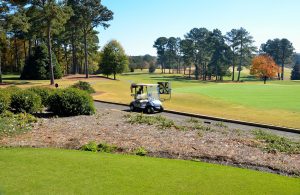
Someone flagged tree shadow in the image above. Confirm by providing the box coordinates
[33,112,57,119]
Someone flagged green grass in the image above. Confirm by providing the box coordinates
[0,148,299,194]
[175,82,300,111]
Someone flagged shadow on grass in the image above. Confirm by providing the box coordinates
[2,81,33,85]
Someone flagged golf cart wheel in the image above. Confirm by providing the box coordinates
[145,106,154,114]
[129,104,135,112]
[159,106,164,112]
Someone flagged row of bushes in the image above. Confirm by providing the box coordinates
[0,82,96,116]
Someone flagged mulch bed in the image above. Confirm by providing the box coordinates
[0,108,299,177]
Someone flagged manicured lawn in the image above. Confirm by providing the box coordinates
[2,72,300,128]
[0,148,299,194]
[175,82,300,111]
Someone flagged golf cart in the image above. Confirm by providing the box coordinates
[129,83,164,114]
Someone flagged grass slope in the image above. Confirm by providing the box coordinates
[0,148,299,194]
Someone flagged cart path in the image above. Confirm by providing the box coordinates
[94,101,300,140]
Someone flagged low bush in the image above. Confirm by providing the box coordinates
[148,62,156,73]
[252,130,300,154]
[28,87,54,107]
[71,81,95,94]
[214,121,228,128]
[125,113,174,129]
[48,88,95,116]
[81,141,98,152]
[82,142,119,153]
[134,147,148,156]
[0,92,10,114]
[98,143,118,153]
[186,117,200,124]
[0,111,37,136]
[10,90,42,113]
[193,124,213,132]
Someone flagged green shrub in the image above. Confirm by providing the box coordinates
[21,44,63,80]
[193,124,213,132]
[134,147,148,156]
[186,117,200,124]
[48,88,95,116]
[0,111,37,136]
[10,90,42,113]
[125,113,174,129]
[71,81,95,94]
[28,87,54,107]
[0,92,10,114]
[82,141,98,152]
[214,121,228,128]
[253,130,300,154]
[148,62,156,73]
[98,143,118,153]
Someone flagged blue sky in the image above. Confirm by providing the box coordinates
[98,0,300,56]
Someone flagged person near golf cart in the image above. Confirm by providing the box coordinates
[130,83,164,114]
[136,86,147,100]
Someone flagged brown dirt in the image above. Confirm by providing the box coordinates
[0,108,299,176]
[0,82,11,86]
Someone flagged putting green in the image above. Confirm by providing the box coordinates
[0,148,299,194]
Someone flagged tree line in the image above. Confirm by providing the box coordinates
[128,54,156,72]
[154,27,296,81]
[0,0,113,84]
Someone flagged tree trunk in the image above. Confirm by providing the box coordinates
[264,76,267,84]
[232,65,235,81]
[47,23,55,85]
[24,40,27,60]
[237,55,242,81]
[281,63,284,80]
[215,62,218,81]
[189,64,191,78]
[237,69,241,82]
[83,29,89,78]
[195,64,199,80]
[57,46,61,64]
[0,49,2,84]
[113,72,116,80]
[64,45,68,74]
[71,30,77,74]
[14,37,19,72]
[237,35,243,82]
[28,39,32,56]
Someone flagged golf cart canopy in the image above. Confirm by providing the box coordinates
[130,83,159,88]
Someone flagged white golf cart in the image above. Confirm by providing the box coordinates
[129,83,164,114]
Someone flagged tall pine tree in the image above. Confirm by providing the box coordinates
[291,61,300,80]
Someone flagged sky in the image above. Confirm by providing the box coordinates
[98,0,300,56]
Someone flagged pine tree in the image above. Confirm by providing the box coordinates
[76,0,113,78]
[21,44,62,80]
[291,61,300,80]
